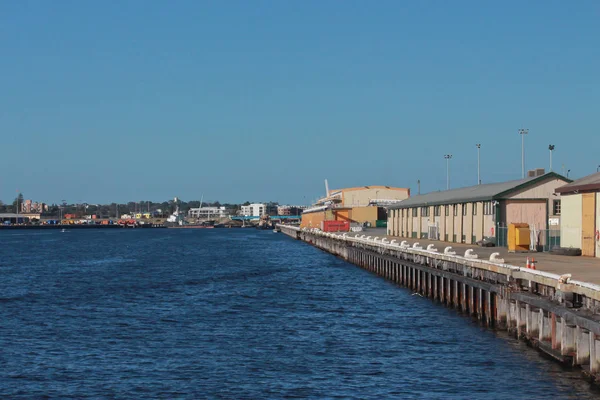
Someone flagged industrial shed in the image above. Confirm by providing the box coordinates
[555,172,600,257]
[387,170,570,248]
[301,185,410,229]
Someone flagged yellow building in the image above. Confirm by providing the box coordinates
[556,172,600,257]
[387,171,570,249]
[301,185,410,229]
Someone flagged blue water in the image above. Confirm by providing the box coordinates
[0,229,597,399]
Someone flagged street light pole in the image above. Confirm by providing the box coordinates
[476,144,481,184]
[548,144,555,172]
[519,128,528,178]
[444,154,452,190]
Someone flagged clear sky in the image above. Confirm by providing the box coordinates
[1,1,598,205]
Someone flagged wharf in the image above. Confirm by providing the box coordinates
[369,228,600,285]
[278,224,600,384]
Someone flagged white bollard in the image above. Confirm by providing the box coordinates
[489,252,505,263]
[426,244,438,252]
[412,242,422,249]
[558,274,572,284]
[444,246,456,255]
[464,249,478,259]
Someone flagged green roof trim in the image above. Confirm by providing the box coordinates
[493,171,572,199]
[389,172,571,209]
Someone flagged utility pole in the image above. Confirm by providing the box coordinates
[444,154,453,190]
[548,144,555,172]
[476,144,481,184]
[519,128,528,178]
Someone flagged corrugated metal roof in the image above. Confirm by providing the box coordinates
[555,172,600,193]
[390,173,565,209]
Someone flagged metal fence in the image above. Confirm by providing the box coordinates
[495,224,560,252]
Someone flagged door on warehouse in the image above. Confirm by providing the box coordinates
[582,193,596,257]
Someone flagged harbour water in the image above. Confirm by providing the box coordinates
[0,229,598,399]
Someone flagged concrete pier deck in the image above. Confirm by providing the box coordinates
[362,228,600,285]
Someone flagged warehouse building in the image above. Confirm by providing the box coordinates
[387,170,570,248]
[301,185,410,229]
[555,172,600,257]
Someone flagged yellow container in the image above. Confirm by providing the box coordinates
[508,223,530,252]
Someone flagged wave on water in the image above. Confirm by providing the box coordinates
[81,257,136,266]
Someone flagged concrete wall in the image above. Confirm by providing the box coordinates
[597,193,600,258]
[503,200,547,230]
[473,202,484,242]
[560,193,582,249]
[301,210,328,229]
[341,187,409,207]
[483,214,494,238]
[351,206,378,227]
[508,177,568,229]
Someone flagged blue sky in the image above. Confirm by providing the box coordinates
[1,1,598,205]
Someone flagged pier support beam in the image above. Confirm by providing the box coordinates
[477,288,484,322]
[485,291,493,327]
[440,277,445,304]
[552,314,561,350]
[561,321,576,357]
[590,334,600,375]
[495,295,507,329]
[453,280,459,309]
[576,327,590,366]
[461,283,468,314]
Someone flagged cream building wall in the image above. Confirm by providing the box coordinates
[560,193,582,249]
[597,193,600,258]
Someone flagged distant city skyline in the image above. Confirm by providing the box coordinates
[1,1,598,205]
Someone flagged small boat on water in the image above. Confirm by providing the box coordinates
[61,228,67,233]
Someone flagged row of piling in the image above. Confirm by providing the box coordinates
[279,225,600,382]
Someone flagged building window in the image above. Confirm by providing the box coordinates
[412,208,418,217]
[473,203,477,216]
[453,205,458,216]
[434,205,441,216]
[553,200,561,215]
[462,203,467,216]
[483,201,493,215]
[421,206,429,217]
[445,205,449,216]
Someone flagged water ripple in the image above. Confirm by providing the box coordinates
[0,229,598,399]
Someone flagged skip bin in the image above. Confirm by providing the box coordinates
[508,223,530,252]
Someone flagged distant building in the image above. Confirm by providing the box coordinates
[301,185,410,229]
[240,203,277,217]
[0,213,32,224]
[20,200,45,213]
[188,206,228,219]
[277,205,306,216]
